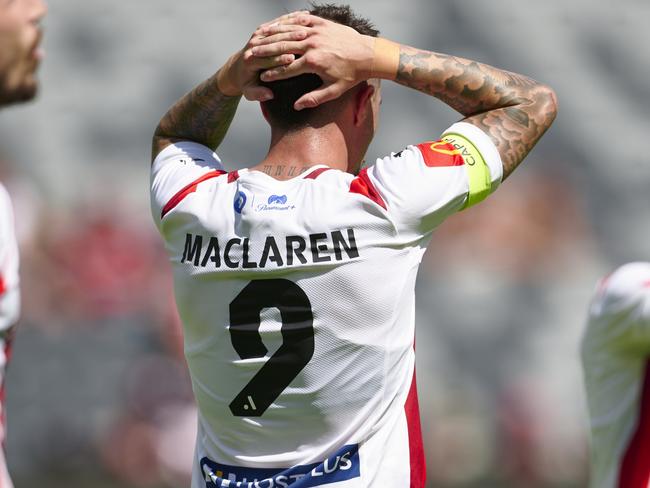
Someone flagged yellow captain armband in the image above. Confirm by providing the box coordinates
[441,132,492,210]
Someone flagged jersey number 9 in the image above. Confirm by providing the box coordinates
[228,279,315,417]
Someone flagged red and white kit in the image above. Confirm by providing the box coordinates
[151,122,502,488]
[0,183,19,488]
[583,262,650,488]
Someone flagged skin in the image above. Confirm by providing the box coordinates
[0,0,47,107]
[152,11,377,178]
[0,2,46,487]
[153,12,557,182]
[152,11,308,162]
[254,14,558,180]
[395,47,557,178]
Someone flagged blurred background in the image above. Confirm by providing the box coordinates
[0,0,649,486]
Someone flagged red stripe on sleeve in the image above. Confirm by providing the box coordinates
[597,273,613,295]
[0,330,15,438]
[405,366,426,488]
[618,360,650,487]
[304,167,332,179]
[227,170,240,183]
[349,168,387,210]
[416,141,464,168]
[160,170,226,219]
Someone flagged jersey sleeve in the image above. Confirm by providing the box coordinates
[150,141,225,229]
[0,185,20,335]
[363,122,503,238]
[588,262,650,354]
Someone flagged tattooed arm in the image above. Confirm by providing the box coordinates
[395,47,557,179]
[151,11,310,162]
[151,74,241,162]
[255,14,557,179]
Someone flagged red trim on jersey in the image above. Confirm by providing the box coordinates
[349,169,387,210]
[227,170,240,183]
[405,367,426,488]
[618,359,650,487]
[0,330,15,442]
[0,275,5,295]
[160,170,226,219]
[416,141,465,168]
[597,273,614,296]
[304,167,332,179]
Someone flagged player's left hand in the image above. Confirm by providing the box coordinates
[216,11,311,101]
[250,14,376,110]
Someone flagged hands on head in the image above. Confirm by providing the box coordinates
[218,11,389,111]
[216,11,308,102]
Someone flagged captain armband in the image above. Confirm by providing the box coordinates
[441,132,493,210]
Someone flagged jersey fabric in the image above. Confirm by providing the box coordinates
[0,183,19,488]
[150,122,502,488]
[582,262,650,488]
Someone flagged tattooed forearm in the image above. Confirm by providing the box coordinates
[152,73,241,161]
[466,98,556,178]
[395,46,557,179]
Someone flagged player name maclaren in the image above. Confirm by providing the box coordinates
[181,228,359,269]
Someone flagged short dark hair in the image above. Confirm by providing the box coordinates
[261,3,379,131]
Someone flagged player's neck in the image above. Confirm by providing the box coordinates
[252,124,350,180]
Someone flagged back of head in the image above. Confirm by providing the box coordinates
[261,3,379,131]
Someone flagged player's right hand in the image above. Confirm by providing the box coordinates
[250,14,376,110]
[216,11,311,101]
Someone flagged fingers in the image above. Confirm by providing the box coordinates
[240,52,294,101]
[256,11,310,31]
[257,10,309,30]
[259,57,310,82]
[242,85,274,102]
[252,53,295,71]
[249,27,309,48]
[256,13,323,36]
[251,40,307,58]
[294,81,349,110]
[255,23,309,39]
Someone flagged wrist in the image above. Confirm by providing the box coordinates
[216,53,243,97]
[371,38,400,81]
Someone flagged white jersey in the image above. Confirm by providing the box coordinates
[150,122,502,488]
[582,262,650,488]
[0,183,19,488]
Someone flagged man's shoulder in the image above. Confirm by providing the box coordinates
[600,262,650,303]
[586,262,650,343]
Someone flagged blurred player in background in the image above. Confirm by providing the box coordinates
[150,4,556,487]
[582,262,650,487]
[0,0,46,486]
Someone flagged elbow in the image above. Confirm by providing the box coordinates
[534,84,558,127]
[153,122,168,142]
[151,124,173,163]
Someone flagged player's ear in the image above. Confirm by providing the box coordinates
[353,82,375,127]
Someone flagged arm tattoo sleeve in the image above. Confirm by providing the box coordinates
[396,46,557,179]
[152,73,241,161]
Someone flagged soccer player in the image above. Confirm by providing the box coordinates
[582,262,650,487]
[150,5,557,487]
[0,0,46,485]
